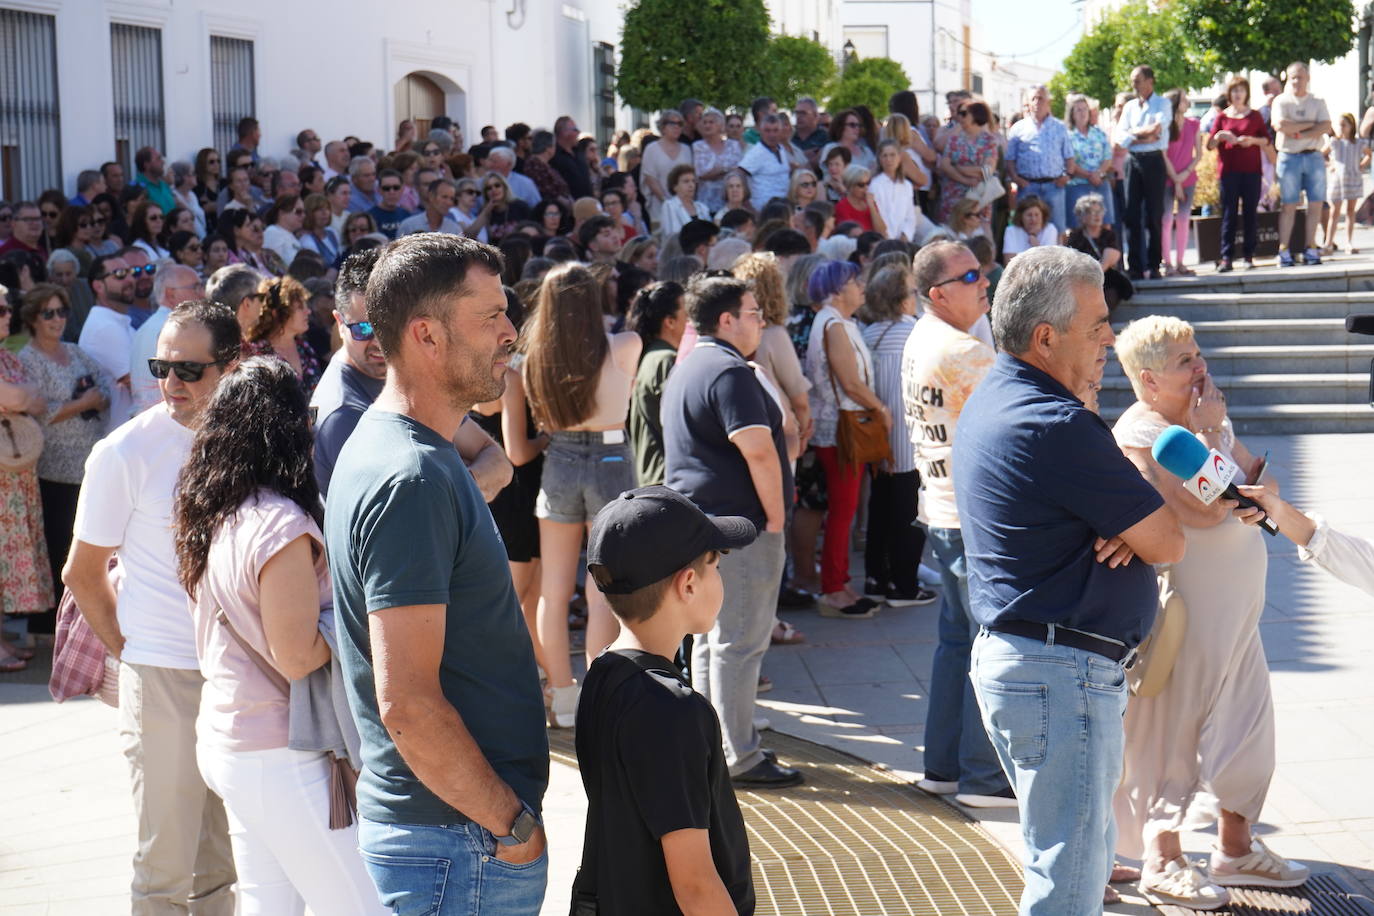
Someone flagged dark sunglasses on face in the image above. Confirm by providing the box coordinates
[78,220,92,228]
[185,243,202,252]
[0,305,11,317]
[41,306,71,320]
[380,184,402,192]
[147,213,163,221]
[92,216,107,225]
[97,268,130,280]
[800,180,817,188]
[148,358,227,382]
[42,209,59,218]
[0,212,12,221]
[345,320,375,341]
[933,268,982,288]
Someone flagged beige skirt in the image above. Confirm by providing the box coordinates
[1113,515,1274,859]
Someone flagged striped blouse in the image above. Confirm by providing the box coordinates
[861,315,917,473]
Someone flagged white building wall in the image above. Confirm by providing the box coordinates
[841,0,969,115]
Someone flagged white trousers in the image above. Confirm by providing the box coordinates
[196,743,385,916]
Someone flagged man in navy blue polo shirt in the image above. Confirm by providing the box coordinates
[953,246,1184,915]
[662,274,802,789]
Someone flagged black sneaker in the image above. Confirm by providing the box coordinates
[862,578,889,601]
[732,758,804,787]
[887,586,938,607]
[819,597,880,619]
[776,585,816,609]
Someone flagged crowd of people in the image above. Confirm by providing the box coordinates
[0,58,1359,916]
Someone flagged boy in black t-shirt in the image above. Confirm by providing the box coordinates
[573,486,759,915]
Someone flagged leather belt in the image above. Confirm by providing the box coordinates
[988,620,1133,663]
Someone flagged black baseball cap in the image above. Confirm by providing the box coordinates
[587,486,757,594]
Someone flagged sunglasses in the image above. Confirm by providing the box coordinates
[147,358,228,382]
[40,305,71,320]
[184,243,202,252]
[130,264,154,276]
[41,209,59,218]
[380,184,402,191]
[0,213,12,222]
[92,216,107,225]
[147,213,164,221]
[0,305,10,317]
[78,220,92,228]
[345,320,375,341]
[799,180,817,188]
[933,268,982,288]
[845,120,860,128]
[957,109,970,117]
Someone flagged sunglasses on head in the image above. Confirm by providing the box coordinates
[40,305,70,321]
[147,358,228,382]
[933,268,981,288]
[345,320,375,341]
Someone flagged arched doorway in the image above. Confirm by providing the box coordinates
[394,72,446,140]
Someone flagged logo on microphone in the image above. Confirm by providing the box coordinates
[1182,449,1238,505]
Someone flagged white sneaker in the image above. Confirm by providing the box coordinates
[1210,836,1310,888]
[548,683,579,729]
[915,777,958,795]
[955,790,1018,808]
[1140,857,1230,910]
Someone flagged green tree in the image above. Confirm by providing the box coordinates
[826,55,911,113]
[1051,1,1214,113]
[1175,0,1355,79]
[762,35,836,105]
[617,0,771,112]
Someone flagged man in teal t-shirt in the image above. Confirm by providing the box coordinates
[325,233,549,914]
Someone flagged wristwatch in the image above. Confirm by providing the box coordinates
[493,800,540,847]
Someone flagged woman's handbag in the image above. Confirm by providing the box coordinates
[964,165,1006,211]
[0,412,43,471]
[1127,567,1187,697]
[822,322,892,471]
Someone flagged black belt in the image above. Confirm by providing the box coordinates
[1287,149,1321,155]
[1130,149,1164,157]
[988,620,1133,663]
[1022,176,1059,182]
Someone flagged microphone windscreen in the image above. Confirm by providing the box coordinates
[1152,425,1210,480]
[1346,314,1374,336]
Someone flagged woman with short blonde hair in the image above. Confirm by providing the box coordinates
[1111,315,1307,907]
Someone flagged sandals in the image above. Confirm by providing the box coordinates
[0,651,29,673]
[771,619,806,645]
[818,596,880,619]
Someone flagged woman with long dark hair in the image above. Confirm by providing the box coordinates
[625,280,686,487]
[243,276,322,397]
[129,200,170,261]
[521,262,641,726]
[173,356,382,915]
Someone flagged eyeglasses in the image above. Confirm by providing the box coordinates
[95,268,130,280]
[40,306,70,320]
[91,216,107,225]
[41,208,59,218]
[206,157,221,164]
[845,120,860,128]
[15,215,41,223]
[147,358,228,382]
[422,147,440,155]
[147,213,164,221]
[0,212,12,222]
[932,268,982,288]
[344,320,375,341]
[379,184,402,192]
[77,220,92,228]
[184,243,202,252]
[799,180,817,188]
[0,305,11,317]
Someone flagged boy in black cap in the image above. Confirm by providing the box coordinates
[572,485,758,915]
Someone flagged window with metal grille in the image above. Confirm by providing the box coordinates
[593,42,616,147]
[210,37,255,157]
[111,23,165,179]
[0,9,61,201]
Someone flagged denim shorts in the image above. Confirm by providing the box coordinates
[1277,150,1326,205]
[358,818,547,916]
[535,431,635,524]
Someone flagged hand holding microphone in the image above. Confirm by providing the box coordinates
[1151,425,1280,535]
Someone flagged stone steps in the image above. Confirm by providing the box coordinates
[1104,263,1374,432]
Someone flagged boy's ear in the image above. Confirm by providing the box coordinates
[673,563,697,602]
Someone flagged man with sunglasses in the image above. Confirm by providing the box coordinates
[79,254,138,430]
[119,247,158,329]
[901,241,1013,810]
[65,299,241,916]
[368,168,415,240]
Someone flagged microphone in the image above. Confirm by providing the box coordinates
[1151,425,1279,535]
[1346,314,1374,336]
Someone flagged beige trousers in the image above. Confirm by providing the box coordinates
[118,662,236,915]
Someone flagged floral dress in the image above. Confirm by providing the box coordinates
[243,337,323,399]
[938,129,999,223]
[0,350,53,616]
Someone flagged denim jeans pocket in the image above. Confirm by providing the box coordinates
[359,850,451,916]
[1084,658,1126,693]
[977,680,1049,767]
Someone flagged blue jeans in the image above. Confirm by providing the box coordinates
[920,527,1009,796]
[357,819,548,916]
[971,629,1129,916]
[1277,150,1326,205]
[1021,180,1067,231]
[1064,181,1114,229]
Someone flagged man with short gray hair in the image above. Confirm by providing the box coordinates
[901,241,1011,809]
[71,169,106,207]
[793,96,828,164]
[953,245,1184,914]
[322,140,350,181]
[129,264,205,414]
[205,264,264,338]
[346,155,380,212]
[523,129,571,204]
[486,145,541,207]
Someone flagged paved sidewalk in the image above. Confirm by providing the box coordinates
[4,433,1374,914]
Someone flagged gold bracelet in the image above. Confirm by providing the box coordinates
[1196,425,1221,434]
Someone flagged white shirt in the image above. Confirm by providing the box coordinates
[129,305,170,416]
[72,403,199,669]
[77,304,135,431]
[869,172,918,242]
[173,186,207,238]
[263,224,302,267]
[1002,223,1060,255]
[657,197,712,239]
[399,211,466,236]
[738,141,792,207]
[132,239,170,261]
